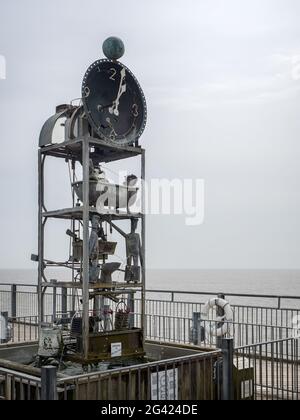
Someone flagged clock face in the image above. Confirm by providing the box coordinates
[82,59,147,146]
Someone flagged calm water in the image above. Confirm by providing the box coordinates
[0,269,300,296]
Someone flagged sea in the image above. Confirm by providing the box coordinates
[0,268,300,299]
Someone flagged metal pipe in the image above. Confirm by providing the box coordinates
[221,338,234,400]
[37,151,43,336]
[82,138,90,360]
[11,285,17,319]
[141,149,146,344]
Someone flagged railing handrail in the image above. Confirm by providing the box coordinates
[1,282,300,301]
[0,283,37,288]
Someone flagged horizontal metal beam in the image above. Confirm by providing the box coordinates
[40,137,144,163]
[1,284,300,303]
[42,207,142,221]
[145,289,300,302]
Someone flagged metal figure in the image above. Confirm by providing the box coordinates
[110,218,143,282]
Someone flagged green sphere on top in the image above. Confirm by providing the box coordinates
[102,37,125,60]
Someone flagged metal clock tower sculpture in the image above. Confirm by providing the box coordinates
[36,37,147,365]
[82,59,147,145]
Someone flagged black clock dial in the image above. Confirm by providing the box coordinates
[82,59,147,145]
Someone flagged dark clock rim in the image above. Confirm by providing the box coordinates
[82,58,147,146]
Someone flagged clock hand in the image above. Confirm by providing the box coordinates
[109,68,126,116]
[113,84,126,116]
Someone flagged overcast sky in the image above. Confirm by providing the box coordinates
[0,0,300,269]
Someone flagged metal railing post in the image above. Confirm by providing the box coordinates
[221,338,234,400]
[61,287,68,322]
[52,280,57,323]
[41,366,58,400]
[191,312,201,345]
[11,285,17,319]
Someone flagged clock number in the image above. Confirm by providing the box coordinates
[84,86,90,98]
[109,68,117,81]
[132,103,139,117]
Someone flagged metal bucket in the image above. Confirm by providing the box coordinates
[72,180,138,209]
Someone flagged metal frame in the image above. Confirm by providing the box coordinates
[37,135,146,362]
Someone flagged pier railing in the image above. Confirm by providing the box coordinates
[1,337,299,401]
[235,337,300,400]
[1,283,300,321]
[6,313,296,361]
